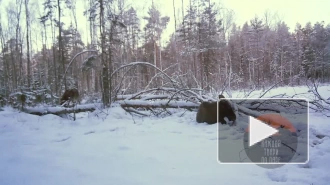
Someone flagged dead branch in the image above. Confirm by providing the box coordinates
[112,65,136,102]
[122,107,149,117]
[64,50,98,77]
[305,81,330,116]
[235,98,309,118]
[312,82,330,105]
[62,50,99,89]
[236,104,262,118]
[110,62,180,88]
[121,87,202,103]
[258,78,289,98]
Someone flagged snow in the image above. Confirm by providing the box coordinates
[0,85,330,185]
[228,84,330,100]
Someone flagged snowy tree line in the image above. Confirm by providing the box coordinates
[0,0,329,107]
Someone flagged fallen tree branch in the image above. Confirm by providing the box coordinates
[236,104,262,118]
[122,107,149,117]
[110,62,180,88]
[118,100,199,110]
[258,79,289,98]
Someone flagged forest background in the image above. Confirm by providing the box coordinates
[0,0,329,107]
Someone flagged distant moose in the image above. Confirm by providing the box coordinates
[60,89,80,107]
[196,95,236,125]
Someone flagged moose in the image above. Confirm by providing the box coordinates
[196,94,236,125]
[18,93,27,110]
[60,89,80,107]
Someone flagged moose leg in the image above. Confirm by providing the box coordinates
[219,117,227,124]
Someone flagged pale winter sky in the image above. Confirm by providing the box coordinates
[150,0,330,44]
[1,0,330,45]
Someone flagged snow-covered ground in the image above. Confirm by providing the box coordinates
[1,85,330,185]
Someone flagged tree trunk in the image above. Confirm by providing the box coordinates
[25,0,31,88]
[51,19,58,95]
[99,0,110,107]
[57,0,65,90]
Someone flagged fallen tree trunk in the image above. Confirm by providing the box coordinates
[118,100,199,110]
[23,103,100,116]
[236,104,262,118]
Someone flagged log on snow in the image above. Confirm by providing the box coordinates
[23,103,100,116]
[118,100,199,109]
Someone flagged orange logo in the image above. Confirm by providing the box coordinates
[245,113,296,136]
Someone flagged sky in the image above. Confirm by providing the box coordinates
[134,0,330,44]
[1,0,330,47]
[222,0,330,29]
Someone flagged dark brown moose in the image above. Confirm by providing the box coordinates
[196,95,236,124]
[60,89,80,107]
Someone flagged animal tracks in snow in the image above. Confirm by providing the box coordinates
[52,136,72,143]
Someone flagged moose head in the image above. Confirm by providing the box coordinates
[60,89,80,107]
